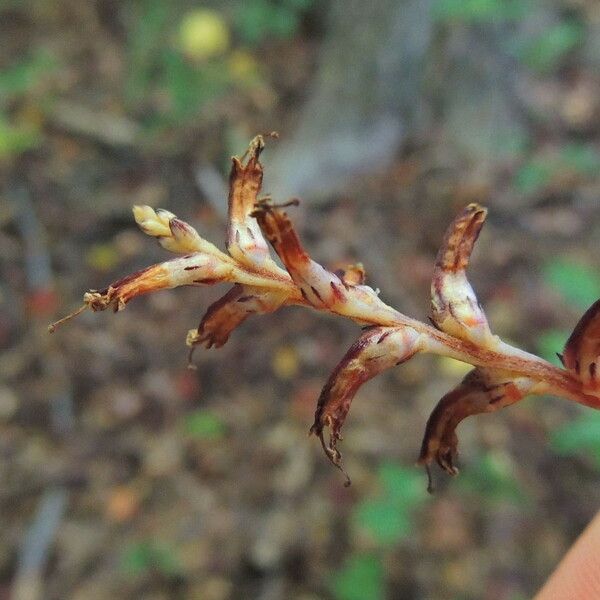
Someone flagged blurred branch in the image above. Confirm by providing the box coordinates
[12,489,69,600]
[195,162,230,219]
[13,189,52,292]
[47,100,142,147]
[11,189,75,599]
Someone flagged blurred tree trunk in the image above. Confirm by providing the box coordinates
[265,0,433,202]
[265,0,564,201]
[431,9,557,174]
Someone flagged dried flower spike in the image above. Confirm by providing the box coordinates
[51,134,600,488]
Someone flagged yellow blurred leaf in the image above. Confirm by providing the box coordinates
[86,243,121,272]
[227,49,259,83]
[272,345,299,380]
[179,9,230,61]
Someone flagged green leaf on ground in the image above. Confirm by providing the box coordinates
[121,541,181,576]
[0,116,42,158]
[183,409,226,440]
[560,144,600,176]
[332,554,385,600]
[519,21,583,73]
[352,462,427,544]
[543,259,600,310]
[514,144,600,195]
[0,50,58,99]
[354,499,412,545]
[551,410,600,467]
[160,49,228,121]
[378,462,428,505]
[456,452,529,505]
[514,158,553,195]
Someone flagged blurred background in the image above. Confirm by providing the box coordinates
[1,1,600,599]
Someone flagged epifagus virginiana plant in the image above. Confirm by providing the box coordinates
[51,135,600,489]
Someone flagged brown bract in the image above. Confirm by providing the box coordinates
[50,135,600,489]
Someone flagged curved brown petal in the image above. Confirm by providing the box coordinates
[431,203,495,348]
[226,135,285,275]
[418,368,537,480]
[310,326,422,484]
[187,284,288,350]
[562,299,600,396]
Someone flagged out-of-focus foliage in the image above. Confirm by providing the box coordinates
[432,0,527,23]
[271,344,301,380]
[456,452,529,506]
[125,1,230,125]
[232,0,315,45]
[0,115,41,158]
[537,259,600,363]
[543,258,600,311]
[332,464,427,599]
[552,411,600,468]
[0,49,57,98]
[121,540,182,577]
[515,144,600,195]
[518,21,584,73]
[123,0,313,128]
[332,553,385,600]
[537,329,569,365]
[85,243,122,273]
[0,49,58,158]
[183,409,227,440]
[353,463,427,544]
[547,254,600,469]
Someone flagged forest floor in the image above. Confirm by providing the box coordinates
[1,2,600,600]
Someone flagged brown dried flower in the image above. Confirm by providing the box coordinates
[51,135,600,489]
